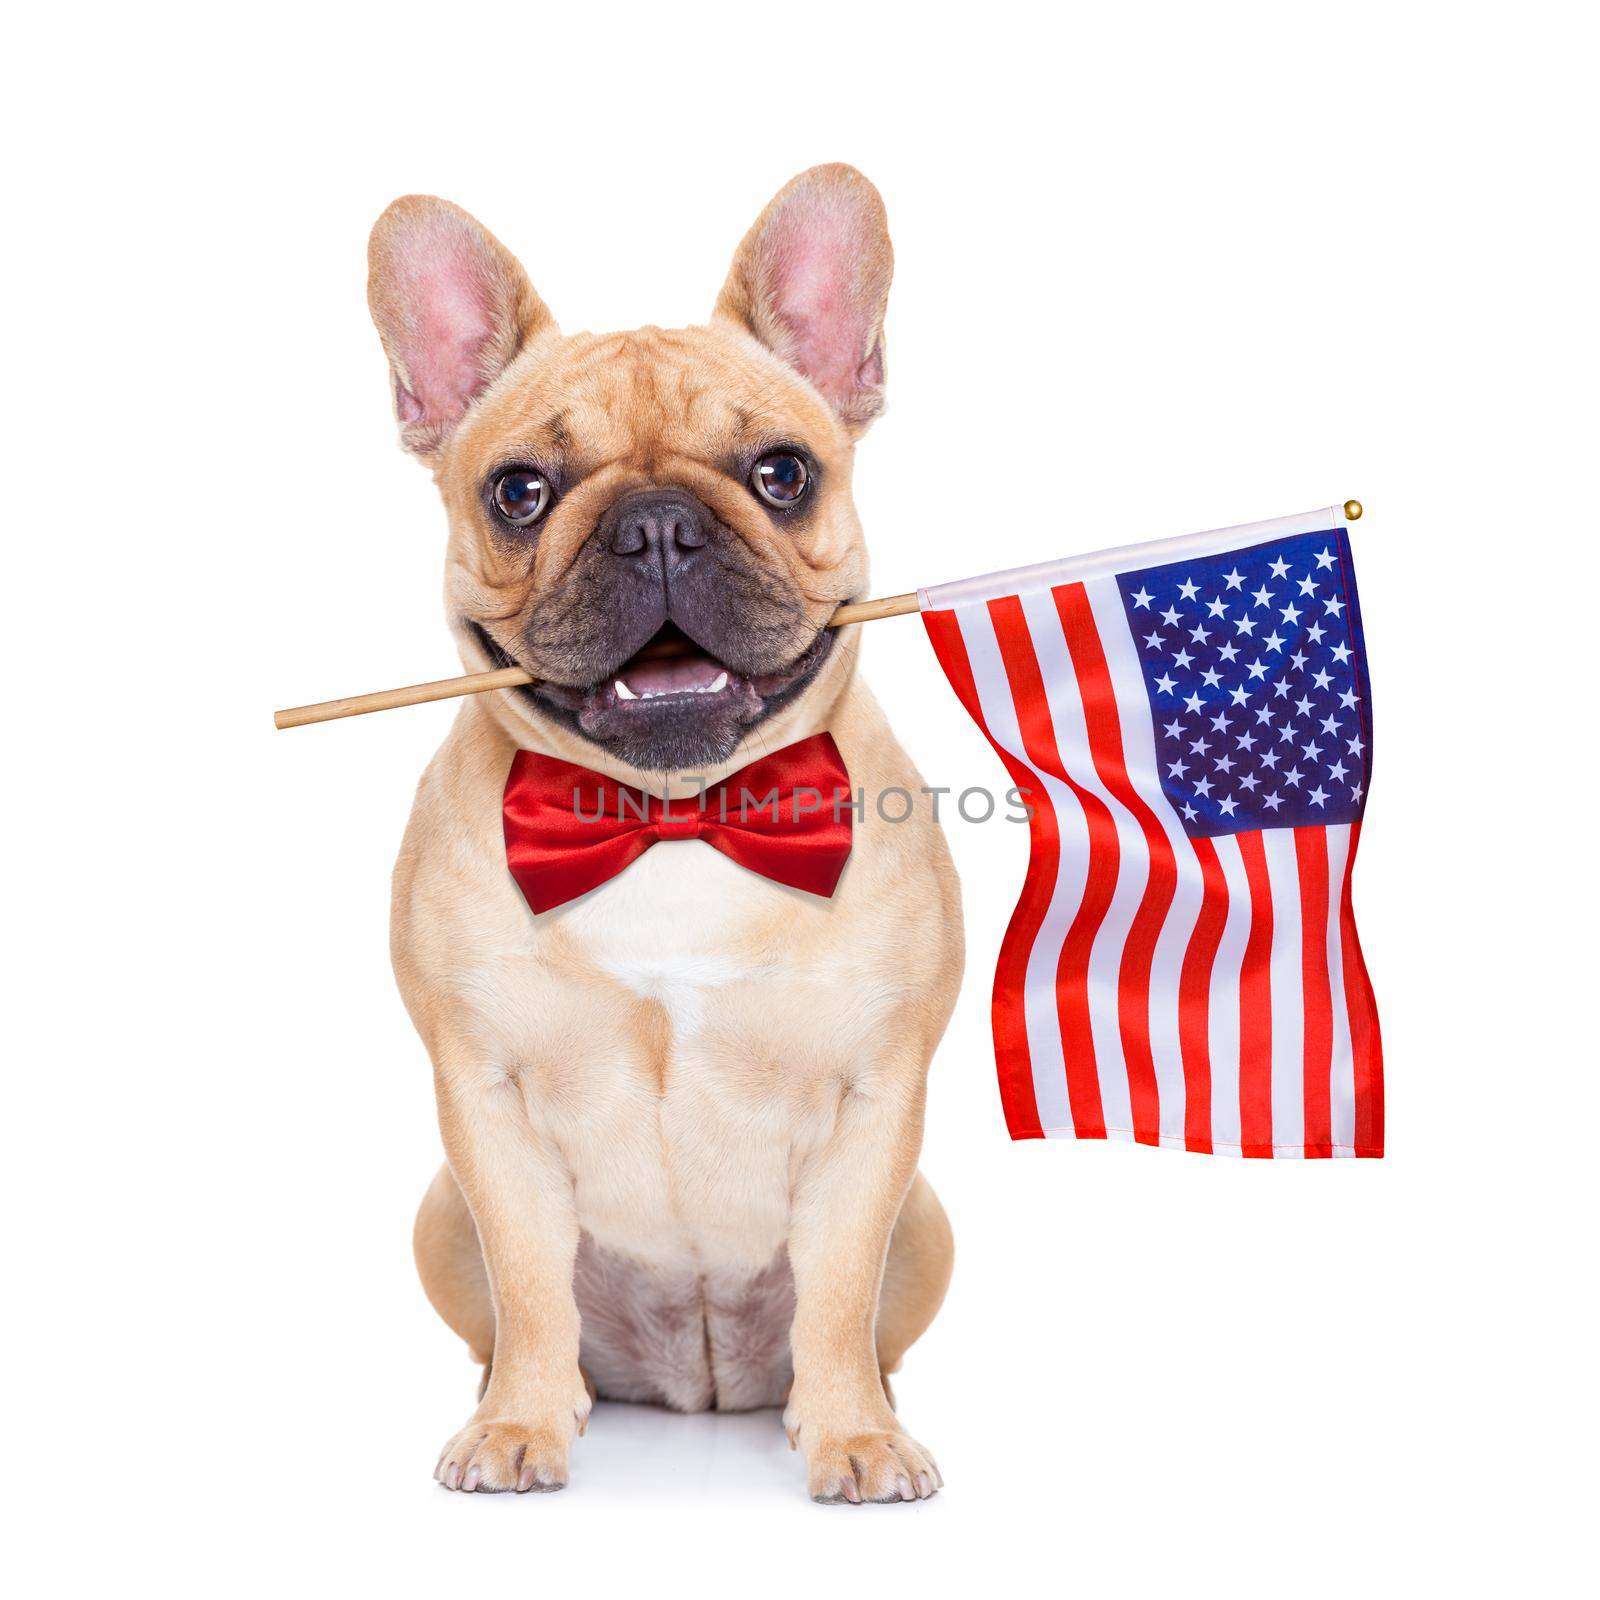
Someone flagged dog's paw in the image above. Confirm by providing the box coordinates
[433,1415,577,1494]
[798,1424,942,1505]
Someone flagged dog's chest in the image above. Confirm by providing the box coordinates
[508,843,867,1271]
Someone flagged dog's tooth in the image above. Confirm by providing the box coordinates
[708,671,729,692]
[615,680,637,700]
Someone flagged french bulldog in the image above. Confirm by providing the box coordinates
[370,165,962,1502]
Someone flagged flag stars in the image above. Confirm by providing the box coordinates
[1132,535,1367,833]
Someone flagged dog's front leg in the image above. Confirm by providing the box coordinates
[431,1048,588,1493]
[785,1070,941,1504]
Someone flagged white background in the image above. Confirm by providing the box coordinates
[5,3,1594,1595]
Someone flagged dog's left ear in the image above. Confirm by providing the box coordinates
[713,164,893,435]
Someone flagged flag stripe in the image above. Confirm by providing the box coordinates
[1344,820,1385,1155]
[1208,837,1251,1153]
[1261,830,1305,1155]
[1236,831,1276,1156]
[1083,575,1205,1148]
[952,602,1091,1138]
[921,607,1050,1137]
[1295,827,1335,1157]
[1179,837,1227,1152]
[1325,824,1357,1154]
[1054,582,1179,1145]
[988,595,1114,1137]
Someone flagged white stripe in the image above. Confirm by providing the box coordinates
[953,602,1085,1136]
[1207,836,1250,1151]
[1083,576,1201,1145]
[1019,587,1141,1137]
[1260,829,1305,1153]
[919,504,1346,611]
[1325,824,1357,1153]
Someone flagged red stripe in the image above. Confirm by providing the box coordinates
[1179,837,1227,1153]
[922,610,1049,1139]
[1294,827,1334,1158]
[987,595,1111,1139]
[1341,820,1385,1156]
[1235,831,1276,1157]
[1052,584,1178,1146]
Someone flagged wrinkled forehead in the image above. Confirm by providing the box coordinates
[456,326,841,481]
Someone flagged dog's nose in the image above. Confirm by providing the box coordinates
[607,492,709,563]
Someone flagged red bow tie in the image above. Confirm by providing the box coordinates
[503,732,853,914]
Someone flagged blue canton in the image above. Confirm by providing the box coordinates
[1116,528,1373,838]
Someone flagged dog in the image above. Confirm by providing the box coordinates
[369,165,962,1503]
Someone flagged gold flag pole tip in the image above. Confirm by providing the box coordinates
[1343,499,1363,521]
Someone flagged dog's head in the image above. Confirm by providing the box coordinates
[367,165,892,773]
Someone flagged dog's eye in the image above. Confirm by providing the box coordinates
[751,452,809,507]
[492,469,553,527]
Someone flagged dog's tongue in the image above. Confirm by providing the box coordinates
[618,650,728,697]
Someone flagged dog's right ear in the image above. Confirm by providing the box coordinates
[367,196,556,461]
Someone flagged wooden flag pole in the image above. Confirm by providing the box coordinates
[271,500,1362,731]
[272,592,921,729]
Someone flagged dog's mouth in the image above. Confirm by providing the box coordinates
[469,619,835,770]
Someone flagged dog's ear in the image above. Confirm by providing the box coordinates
[713,164,893,435]
[367,196,556,460]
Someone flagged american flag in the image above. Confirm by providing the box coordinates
[921,505,1383,1157]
